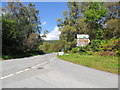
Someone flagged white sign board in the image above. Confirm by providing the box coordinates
[77,34,90,47]
[77,34,89,39]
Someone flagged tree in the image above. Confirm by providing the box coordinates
[84,2,108,39]
[103,2,120,39]
[57,2,80,50]
[40,40,64,52]
[40,42,50,52]
[2,19,18,54]
[104,2,120,21]
[23,33,41,51]
[2,2,42,54]
[104,18,120,39]
[41,30,49,38]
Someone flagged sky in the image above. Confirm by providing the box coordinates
[2,2,68,40]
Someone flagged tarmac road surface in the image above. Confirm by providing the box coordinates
[0,53,118,88]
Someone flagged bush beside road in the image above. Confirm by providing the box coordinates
[0,50,44,60]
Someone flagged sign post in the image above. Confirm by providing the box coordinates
[77,34,90,47]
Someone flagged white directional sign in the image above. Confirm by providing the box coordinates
[77,34,89,39]
[77,34,90,47]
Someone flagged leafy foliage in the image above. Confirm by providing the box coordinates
[56,2,119,54]
[39,40,64,53]
[84,2,108,22]
[68,38,120,56]
[104,19,120,39]
[57,2,80,50]
[2,2,42,55]
[84,2,108,40]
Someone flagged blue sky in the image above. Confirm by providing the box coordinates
[27,2,68,33]
[2,2,68,40]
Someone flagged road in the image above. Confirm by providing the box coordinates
[0,53,118,88]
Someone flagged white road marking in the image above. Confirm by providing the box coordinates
[0,57,56,80]
[36,65,40,67]
[23,68,30,71]
[40,62,47,65]
[15,70,24,74]
[0,74,14,79]
[31,66,37,68]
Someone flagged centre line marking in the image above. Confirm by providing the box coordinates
[0,56,56,80]
[15,70,24,74]
[24,68,30,71]
[36,65,40,67]
[31,66,37,68]
[0,74,14,79]
[40,62,47,65]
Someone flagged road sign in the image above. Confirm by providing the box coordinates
[77,34,89,39]
[77,34,90,47]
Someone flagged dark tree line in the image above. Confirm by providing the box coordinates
[2,2,42,55]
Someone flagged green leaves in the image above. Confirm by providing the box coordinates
[84,2,108,23]
[2,2,42,54]
[56,2,80,50]
[83,2,108,40]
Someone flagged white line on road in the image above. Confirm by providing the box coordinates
[0,74,14,79]
[36,64,40,67]
[24,68,30,71]
[31,66,37,68]
[0,57,56,80]
[15,70,24,74]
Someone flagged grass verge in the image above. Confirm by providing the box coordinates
[58,53,119,74]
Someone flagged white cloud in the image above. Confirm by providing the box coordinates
[42,21,46,26]
[43,26,61,40]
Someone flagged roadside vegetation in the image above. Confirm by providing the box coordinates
[1,50,44,60]
[58,38,120,74]
[40,2,120,53]
[40,2,120,74]
[58,53,119,74]
[39,40,64,53]
[1,2,46,59]
[58,2,119,74]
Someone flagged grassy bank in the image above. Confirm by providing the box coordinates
[58,53,119,74]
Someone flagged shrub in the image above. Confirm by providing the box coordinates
[64,49,68,53]
[89,39,102,52]
[71,47,88,54]
[70,38,120,56]
[100,38,120,55]
[71,47,79,53]
[78,47,86,53]
[67,50,72,53]
[37,50,44,54]
[99,51,116,56]
[86,51,93,55]
[28,50,44,55]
